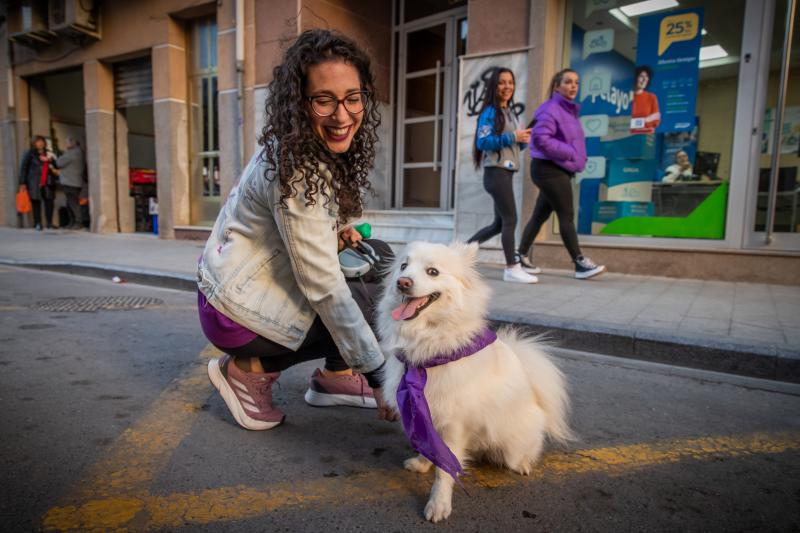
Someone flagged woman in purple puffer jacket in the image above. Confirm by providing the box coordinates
[517,69,606,280]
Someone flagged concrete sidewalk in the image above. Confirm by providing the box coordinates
[1,227,798,382]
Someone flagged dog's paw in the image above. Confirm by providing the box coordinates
[511,462,532,476]
[404,456,432,473]
[424,496,452,522]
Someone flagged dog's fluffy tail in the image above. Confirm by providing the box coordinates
[497,326,575,445]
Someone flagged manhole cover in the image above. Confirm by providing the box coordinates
[31,296,164,313]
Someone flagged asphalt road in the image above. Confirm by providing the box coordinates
[1,266,798,533]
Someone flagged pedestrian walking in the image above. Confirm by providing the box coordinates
[56,137,86,230]
[198,29,399,431]
[466,67,537,284]
[518,69,606,280]
[18,135,58,231]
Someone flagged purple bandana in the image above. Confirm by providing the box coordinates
[395,327,497,482]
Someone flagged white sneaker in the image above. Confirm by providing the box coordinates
[503,264,539,284]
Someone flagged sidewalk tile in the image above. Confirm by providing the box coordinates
[679,317,731,336]
[730,323,786,345]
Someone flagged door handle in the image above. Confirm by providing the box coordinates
[433,60,441,172]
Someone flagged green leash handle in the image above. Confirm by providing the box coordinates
[353,222,372,239]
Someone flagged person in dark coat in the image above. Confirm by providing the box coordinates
[56,137,86,229]
[18,135,58,230]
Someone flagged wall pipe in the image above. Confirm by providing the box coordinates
[235,0,245,171]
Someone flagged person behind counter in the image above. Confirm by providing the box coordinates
[662,150,693,183]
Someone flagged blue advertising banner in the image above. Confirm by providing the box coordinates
[632,8,704,134]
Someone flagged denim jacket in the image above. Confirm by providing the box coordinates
[475,105,525,171]
[196,151,384,374]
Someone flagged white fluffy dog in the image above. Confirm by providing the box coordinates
[377,241,573,522]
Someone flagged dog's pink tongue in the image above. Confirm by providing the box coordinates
[391,297,427,321]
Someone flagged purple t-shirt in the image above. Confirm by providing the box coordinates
[197,291,257,348]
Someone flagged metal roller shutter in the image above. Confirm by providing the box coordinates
[114,57,153,108]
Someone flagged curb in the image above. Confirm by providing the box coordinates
[0,259,197,292]
[4,258,798,384]
[490,317,800,384]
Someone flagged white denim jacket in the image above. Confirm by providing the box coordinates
[196,151,384,374]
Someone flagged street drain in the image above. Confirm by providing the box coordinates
[31,296,164,313]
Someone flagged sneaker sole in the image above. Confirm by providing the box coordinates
[304,388,378,409]
[207,359,283,431]
[575,265,606,279]
[503,275,539,284]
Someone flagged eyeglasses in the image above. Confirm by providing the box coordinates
[306,91,369,117]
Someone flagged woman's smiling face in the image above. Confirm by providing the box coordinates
[496,71,515,106]
[636,71,650,91]
[305,59,364,154]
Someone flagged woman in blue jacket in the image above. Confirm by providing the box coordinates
[467,68,536,283]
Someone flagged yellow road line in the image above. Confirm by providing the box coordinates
[71,344,222,501]
[39,343,800,532]
[43,431,800,532]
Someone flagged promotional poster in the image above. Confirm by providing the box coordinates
[632,8,704,134]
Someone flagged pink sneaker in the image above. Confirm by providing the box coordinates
[207,355,285,430]
[303,369,377,409]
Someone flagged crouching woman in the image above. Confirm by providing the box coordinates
[197,29,398,430]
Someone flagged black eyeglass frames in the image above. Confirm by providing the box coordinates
[306,91,370,117]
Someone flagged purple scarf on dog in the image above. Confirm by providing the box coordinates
[395,327,497,482]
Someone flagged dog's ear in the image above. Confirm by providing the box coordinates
[451,241,479,265]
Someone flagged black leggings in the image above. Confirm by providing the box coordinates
[31,198,54,228]
[519,159,582,261]
[215,239,393,374]
[467,166,518,265]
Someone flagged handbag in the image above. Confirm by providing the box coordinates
[16,189,32,214]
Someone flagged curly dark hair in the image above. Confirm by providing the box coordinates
[258,29,381,223]
[473,67,516,169]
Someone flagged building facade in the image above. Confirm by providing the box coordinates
[1,0,798,283]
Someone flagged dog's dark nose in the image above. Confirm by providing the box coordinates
[397,277,413,291]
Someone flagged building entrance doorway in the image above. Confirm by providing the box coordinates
[394,4,467,209]
[24,69,85,229]
[114,57,156,233]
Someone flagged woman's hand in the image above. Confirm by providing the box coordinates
[515,128,532,144]
[373,387,399,422]
[337,225,363,252]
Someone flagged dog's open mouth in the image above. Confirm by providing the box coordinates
[391,292,441,321]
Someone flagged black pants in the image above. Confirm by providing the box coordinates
[519,159,582,261]
[467,166,518,265]
[31,197,55,229]
[215,239,393,374]
[63,186,83,227]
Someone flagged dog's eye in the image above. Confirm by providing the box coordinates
[400,262,407,271]
[426,267,439,277]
